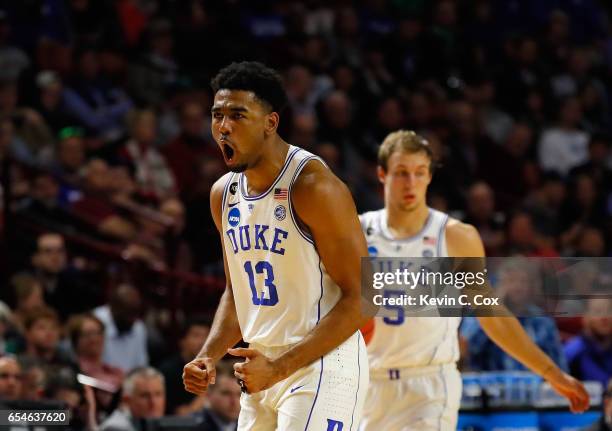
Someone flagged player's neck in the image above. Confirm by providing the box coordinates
[386,203,429,239]
[243,138,289,195]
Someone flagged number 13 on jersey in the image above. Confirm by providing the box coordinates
[244,261,279,306]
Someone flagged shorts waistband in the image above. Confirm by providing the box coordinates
[370,363,457,380]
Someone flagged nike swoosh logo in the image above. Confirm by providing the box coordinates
[290,384,305,394]
[228,202,239,207]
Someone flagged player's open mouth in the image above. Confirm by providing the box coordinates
[223,143,235,161]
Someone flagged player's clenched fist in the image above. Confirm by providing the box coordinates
[182,357,216,395]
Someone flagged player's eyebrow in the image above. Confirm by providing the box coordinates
[211,105,249,113]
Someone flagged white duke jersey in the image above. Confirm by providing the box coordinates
[359,208,461,370]
[221,146,342,347]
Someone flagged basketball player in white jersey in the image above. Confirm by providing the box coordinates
[182,62,369,430]
[358,130,589,431]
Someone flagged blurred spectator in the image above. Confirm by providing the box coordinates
[66,313,124,392]
[285,65,319,116]
[0,11,30,82]
[0,81,54,163]
[0,302,13,355]
[19,306,76,370]
[194,360,240,431]
[94,284,148,373]
[118,109,176,202]
[99,366,165,431]
[466,76,514,145]
[524,172,567,240]
[565,298,612,388]
[446,100,504,190]
[63,46,133,142]
[159,317,210,415]
[29,232,97,320]
[574,227,607,257]
[542,10,571,73]
[44,368,96,430]
[498,36,546,115]
[126,19,178,107]
[0,355,22,401]
[65,0,125,49]
[461,259,567,371]
[538,97,589,176]
[569,133,612,192]
[463,182,505,256]
[289,113,317,152]
[18,356,46,400]
[162,101,217,198]
[10,273,45,333]
[160,198,191,271]
[46,126,87,183]
[72,158,139,241]
[559,174,607,253]
[33,71,77,136]
[550,47,608,122]
[505,211,559,257]
[183,157,225,271]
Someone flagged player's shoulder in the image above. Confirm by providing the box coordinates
[444,217,485,257]
[292,156,348,202]
[210,172,235,227]
[210,172,234,203]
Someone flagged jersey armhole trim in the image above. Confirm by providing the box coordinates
[436,214,449,257]
[220,173,234,213]
[288,156,327,245]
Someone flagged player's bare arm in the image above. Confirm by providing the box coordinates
[230,161,369,393]
[446,220,589,413]
[183,174,243,395]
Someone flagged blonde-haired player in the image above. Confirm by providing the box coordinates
[359,130,589,431]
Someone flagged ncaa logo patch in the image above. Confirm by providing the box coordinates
[274,205,286,221]
[367,246,378,256]
[228,207,241,227]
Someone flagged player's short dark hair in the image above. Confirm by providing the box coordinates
[211,61,288,113]
[378,130,435,174]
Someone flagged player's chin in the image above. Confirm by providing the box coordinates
[228,162,248,173]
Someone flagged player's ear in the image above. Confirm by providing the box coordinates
[264,112,279,137]
[377,166,386,184]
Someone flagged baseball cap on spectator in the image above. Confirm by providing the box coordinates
[58,126,84,141]
[35,71,60,89]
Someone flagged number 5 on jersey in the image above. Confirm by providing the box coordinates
[244,261,279,306]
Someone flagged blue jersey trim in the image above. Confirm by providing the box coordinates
[317,258,323,323]
[220,173,234,212]
[289,155,322,245]
[239,147,300,201]
[349,333,361,431]
[378,208,434,243]
[436,214,449,256]
[304,357,324,430]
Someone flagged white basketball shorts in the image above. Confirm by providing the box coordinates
[238,331,369,431]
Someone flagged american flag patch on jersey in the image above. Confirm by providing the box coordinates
[274,188,288,200]
[423,236,436,245]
